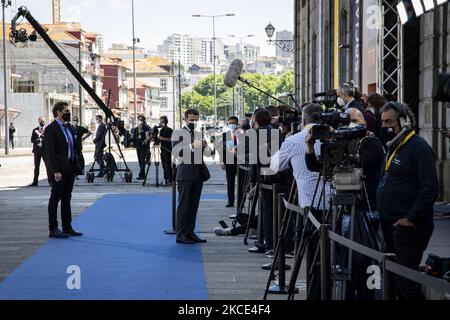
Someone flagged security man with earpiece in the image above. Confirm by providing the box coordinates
[377,102,439,300]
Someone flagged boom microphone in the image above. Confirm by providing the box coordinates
[224,59,244,88]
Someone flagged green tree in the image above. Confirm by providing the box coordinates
[193,74,227,97]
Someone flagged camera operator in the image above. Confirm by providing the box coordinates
[377,102,439,300]
[131,116,152,180]
[271,103,332,298]
[157,116,173,185]
[337,82,365,113]
[30,117,51,186]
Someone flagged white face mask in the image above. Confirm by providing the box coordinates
[96,120,101,125]
[337,97,346,107]
[73,121,79,127]
[349,122,360,128]
[138,120,144,126]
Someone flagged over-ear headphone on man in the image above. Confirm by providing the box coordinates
[385,101,414,131]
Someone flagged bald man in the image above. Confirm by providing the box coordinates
[345,107,366,126]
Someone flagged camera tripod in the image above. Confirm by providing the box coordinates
[278,167,380,300]
[86,92,132,184]
[143,143,168,187]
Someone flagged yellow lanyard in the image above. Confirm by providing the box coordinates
[385,131,415,173]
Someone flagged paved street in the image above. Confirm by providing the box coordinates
[0,149,306,300]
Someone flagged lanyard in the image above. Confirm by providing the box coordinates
[384,130,415,173]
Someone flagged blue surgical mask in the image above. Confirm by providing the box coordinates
[228,124,237,130]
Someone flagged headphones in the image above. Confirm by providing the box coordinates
[386,101,413,130]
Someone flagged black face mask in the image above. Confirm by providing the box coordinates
[62,112,71,123]
[242,124,250,130]
[187,123,195,131]
[380,127,397,146]
[39,122,45,128]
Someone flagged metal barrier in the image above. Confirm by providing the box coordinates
[282,198,450,299]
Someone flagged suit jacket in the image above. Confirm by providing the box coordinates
[93,122,107,150]
[172,127,210,182]
[44,120,81,176]
[344,99,365,113]
[31,126,44,154]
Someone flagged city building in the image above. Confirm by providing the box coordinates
[123,57,177,128]
[225,43,260,63]
[107,43,147,60]
[294,0,450,200]
[157,34,193,67]
[128,78,161,122]
[100,57,129,114]
[158,34,226,67]
[0,22,103,146]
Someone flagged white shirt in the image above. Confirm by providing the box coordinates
[270,124,331,209]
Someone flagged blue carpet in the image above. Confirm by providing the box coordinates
[0,193,226,300]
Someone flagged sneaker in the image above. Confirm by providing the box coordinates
[265,250,274,258]
[285,251,295,259]
[214,227,231,236]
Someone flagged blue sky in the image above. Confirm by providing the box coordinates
[6,0,294,56]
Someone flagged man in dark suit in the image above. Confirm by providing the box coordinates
[158,116,174,185]
[44,102,83,239]
[93,114,107,177]
[30,117,51,186]
[220,116,239,207]
[172,109,210,244]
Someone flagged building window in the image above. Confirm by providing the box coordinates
[160,78,168,91]
[161,97,168,108]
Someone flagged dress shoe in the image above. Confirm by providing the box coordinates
[63,229,83,237]
[226,203,234,208]
[136,176,144,181]
[49,229,69,239]
[189,233,207,243]
[176,236,195,244]
[96,173,104,178]
[29,182,38,187]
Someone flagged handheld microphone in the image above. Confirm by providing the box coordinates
[224,59,244,88]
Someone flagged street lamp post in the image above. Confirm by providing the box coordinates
[131,0,139,126]
[192,13,235,125]
[228,34,254,118]
[2,0,11,155]
[265,22,295,53]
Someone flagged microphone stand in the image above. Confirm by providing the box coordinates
[238,77,288,106]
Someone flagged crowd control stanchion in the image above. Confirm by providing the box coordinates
[164,163,177,235]
[263,182,298,300]
[320,224,331,300]
[382,254,396,300]
[248,180,266,253]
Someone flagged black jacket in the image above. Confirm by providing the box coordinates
[31,127,44,154]
[93,122,107,150]
[172,127,210,182]
[44,120,81,176]
[376,134,439,226]
[344,99,365,113]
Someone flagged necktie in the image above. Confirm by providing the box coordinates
[63,125,74,161]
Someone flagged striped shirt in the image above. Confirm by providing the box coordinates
[271,124,331,209]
